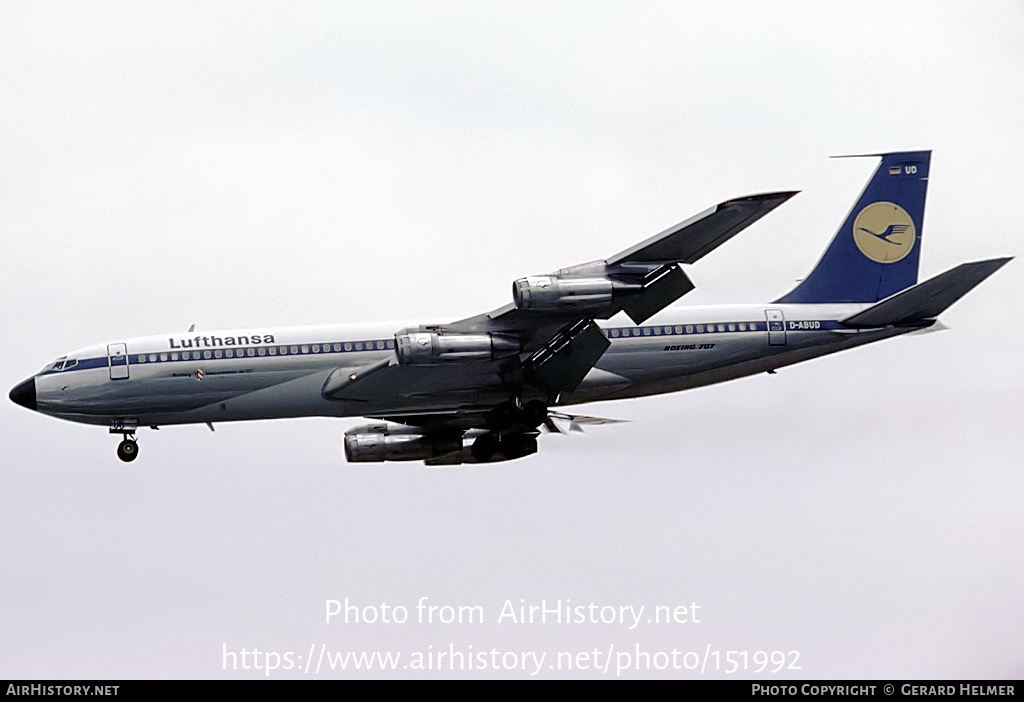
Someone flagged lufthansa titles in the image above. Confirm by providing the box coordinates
[168,334,276,349]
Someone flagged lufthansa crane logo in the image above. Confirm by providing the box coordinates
[852,201,916,263]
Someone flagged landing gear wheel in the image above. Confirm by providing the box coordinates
[117,438,138,463]
[501,433,538,459]
[490,402,518,429]
[471,433,499,462]
[522,400,548,429]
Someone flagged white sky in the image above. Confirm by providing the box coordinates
[2,0,1022,679]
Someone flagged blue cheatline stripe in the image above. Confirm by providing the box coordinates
[607,321,765,339]
[39,338,398,376]
[38,320,849,377]
[606,319,847,339]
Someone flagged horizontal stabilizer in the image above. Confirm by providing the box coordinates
[607,191,797,266]
[841,257,1011,327]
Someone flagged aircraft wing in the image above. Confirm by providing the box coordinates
[325,191,796,407]
[606,191,799,266]
[451,191,798,339]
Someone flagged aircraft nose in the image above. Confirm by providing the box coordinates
[9,377,37,412]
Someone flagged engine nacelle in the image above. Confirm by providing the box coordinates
[344,424,462,462]
[424,431,539,465]
[394,330,519,364]
[512,275,641,310]
[343,425,539,465]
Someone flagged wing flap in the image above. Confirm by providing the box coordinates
[619,264,695,324]
[524,319,611,394]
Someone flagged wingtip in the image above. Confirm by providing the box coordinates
[721,190,799,207]
[729,190,800,202]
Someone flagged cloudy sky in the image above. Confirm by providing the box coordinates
[2,0,1022,679]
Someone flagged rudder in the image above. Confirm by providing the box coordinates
[777,150,931,303]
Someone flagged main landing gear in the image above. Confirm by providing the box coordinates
[488,398,548,432]
[470,398,547,462]
[470,432,537,462]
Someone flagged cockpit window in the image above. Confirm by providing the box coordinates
[46,357,78,372]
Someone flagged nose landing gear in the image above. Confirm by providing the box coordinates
[110,419,139,463]
[116,437,139,462]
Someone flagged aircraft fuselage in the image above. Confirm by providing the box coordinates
[9,151,1007,464]
[22,303,915,430]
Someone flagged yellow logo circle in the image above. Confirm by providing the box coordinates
[852,202,916,263]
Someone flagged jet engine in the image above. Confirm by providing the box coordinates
[344,424,537,465]
[512,275,641,311]
[344,424,462,462]
[394,330,519,364]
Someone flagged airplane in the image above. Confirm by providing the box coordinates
[8,150,1011,465]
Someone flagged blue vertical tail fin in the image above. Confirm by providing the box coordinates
[776,150,931,303]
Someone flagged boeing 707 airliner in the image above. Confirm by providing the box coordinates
[9,151,1010,464]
